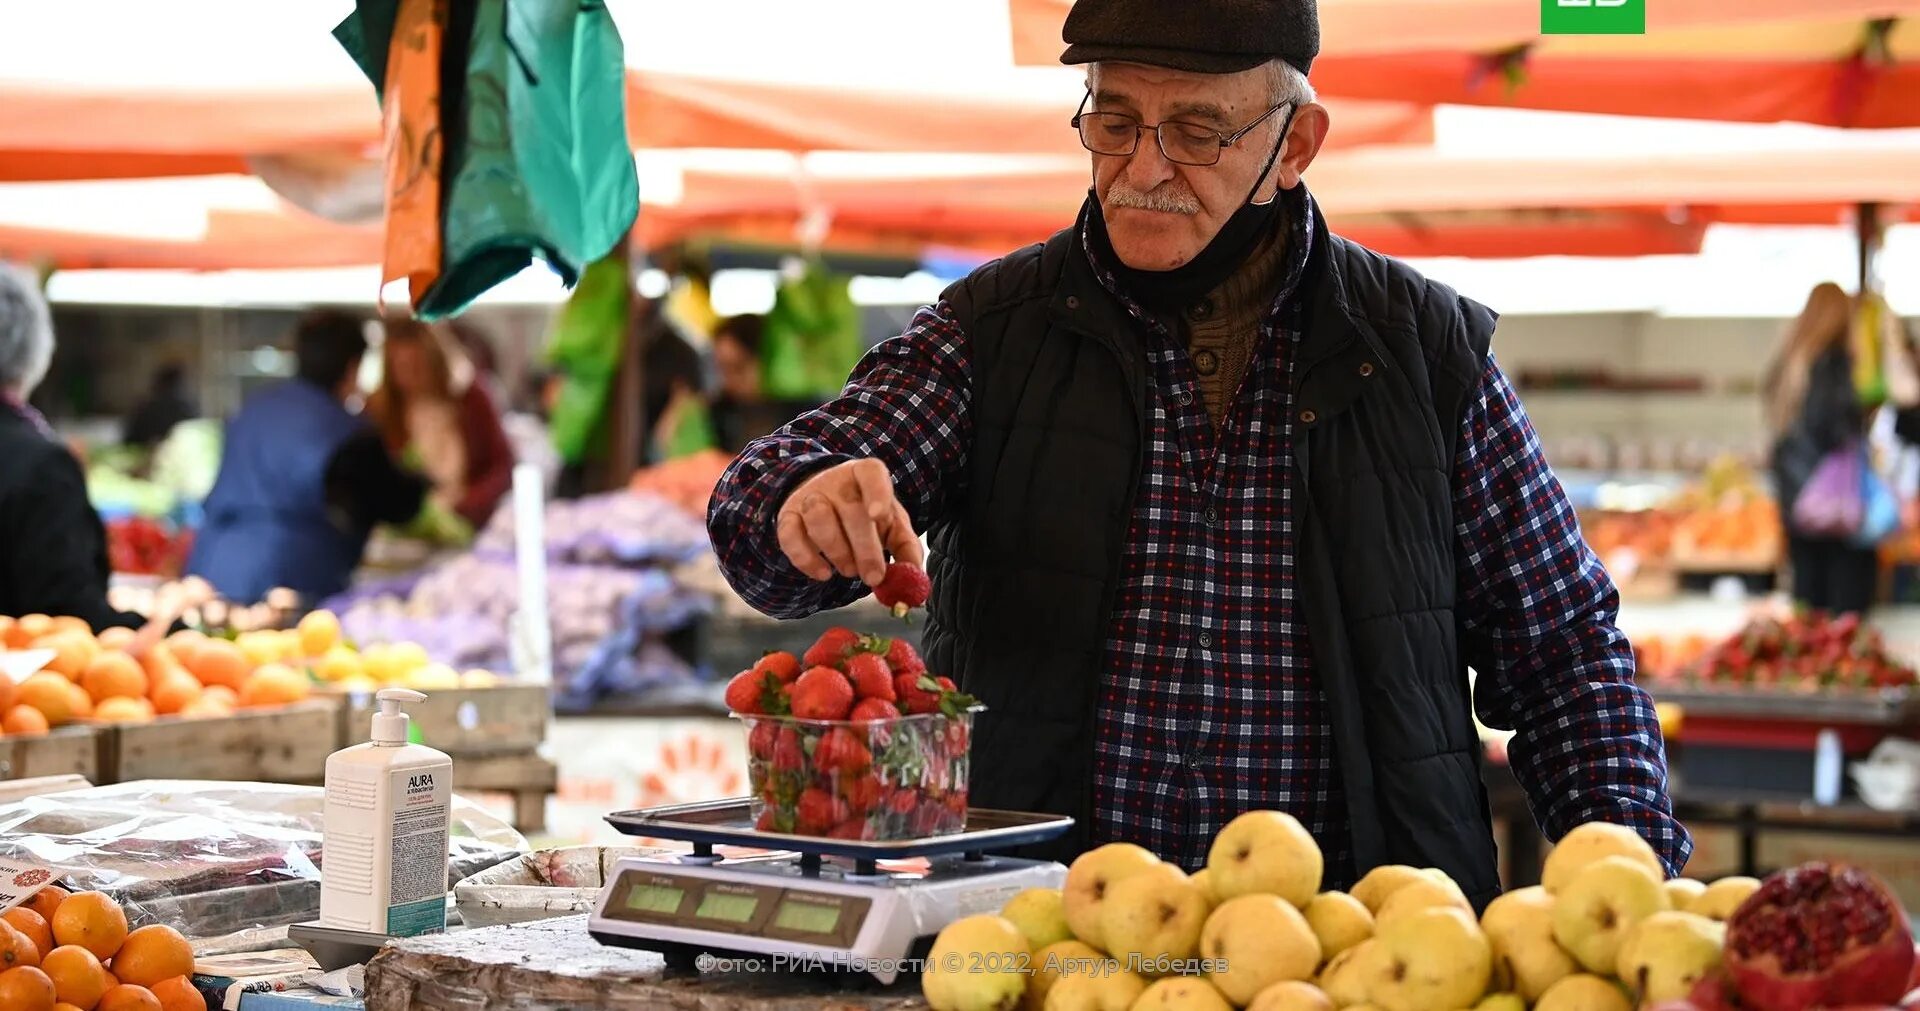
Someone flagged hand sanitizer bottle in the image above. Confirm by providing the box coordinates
[319,688,453,936]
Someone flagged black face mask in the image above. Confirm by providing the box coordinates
[1086,104,1299,314]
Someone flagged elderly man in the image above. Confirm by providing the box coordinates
[708,0,1689,901]
[0,265,144,630]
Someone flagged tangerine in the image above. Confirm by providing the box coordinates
[148,977,204,1011]
[185,640,248,691]
[96,985,160,1011]
[80,654,147,705]
[239,664,310,708]
[94,628,136,653]
[91,698,155,725]
[64,683,92,720]
[0,965,56,1011]
[105,927,190,989]
[0,921,40,968]
[48,617,90,639]
[26,888,68,924]
[42,945,106,1010]
[3,704,50,736]
[0,670,13,713]
[33,635,95,681]
[10,615,53,649]
[50,893,127,962]
[16,676,76,727]
[136,645,184,689]
[148,677,200,718]
[3,908,52,960]
[160,632,204,672]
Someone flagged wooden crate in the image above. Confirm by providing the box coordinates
[453,751,558,834]
[329,684,549,756]
[100,699,344,785]
[0,726,100,782]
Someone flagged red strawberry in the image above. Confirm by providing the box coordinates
[796,788,849,833]
[887,788,918,814]
[773,727,805,773]
[748,720,778,761]
[724,669,766,714]
[896,672,941,715]
[755,808,779,832]
[791,667,856,721]
[846,653,897,701]
[813,726,872,775]
[850,698,901,724]
[885,637,926,677]
[828,819,868,840]
[873,562,931,618]
[804,627,862,669]
[842,773,882,815]
[943,720,970,755]
[935,675,957,693]
[754,651,802,684]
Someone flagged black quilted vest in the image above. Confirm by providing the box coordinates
[920,204,1503,904]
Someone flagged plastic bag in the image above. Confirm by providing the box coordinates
[1792,443,1866,538]
[1856,458,1902,548]
[0,781,523,950]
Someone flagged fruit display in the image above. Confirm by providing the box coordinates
[728,620,979,840]
[1670,611,1918,692]
[920,817,1920,1011]
[0,886,205,1011]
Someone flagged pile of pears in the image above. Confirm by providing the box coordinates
[924,813,1751,1011]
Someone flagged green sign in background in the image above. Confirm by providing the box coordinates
[1541,0,1646,35]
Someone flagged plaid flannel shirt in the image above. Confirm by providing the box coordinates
[707,187,1692,882]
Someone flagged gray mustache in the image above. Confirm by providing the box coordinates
[1106,183,1201,215]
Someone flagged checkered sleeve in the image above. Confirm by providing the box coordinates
[706,302,973,620]
[1455,355,1694,877]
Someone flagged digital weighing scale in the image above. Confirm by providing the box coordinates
[588,797,1073,985]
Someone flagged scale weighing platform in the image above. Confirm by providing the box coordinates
[589,797,1073,985]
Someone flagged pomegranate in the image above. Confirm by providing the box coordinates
[1724,862,1916,1011]
[1688,971,1745,1010]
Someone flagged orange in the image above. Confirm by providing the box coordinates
[136,645,184,689]
[0,921,40,968]
[148,977,203,1011]
[26,888,69,925]
[184,640,248,691]
[4,908,52,960]
[17,675,76,727]
[91,698,154,725]
[48,617,91,639]
[0,965,56,1011]
[96,985,160,1011]
[199,686,238,709]
[239,664,310,708]
[93,628,136,653]
[80,654,147,705]
[0,672,14,715]
[102,970,116,988]
[147,677,200,718]
[10,615,53,649]
[0,616,11,646]
[3,704,51,736]
[42,946,106,1010]
[58,1004,86,1011]
[49,893,126,963]
[103,927,189,990]
[65,684,92,721]
[175,698,229,720]
[160,632,204,672]
[33,635,96,682]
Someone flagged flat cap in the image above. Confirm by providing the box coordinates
[1061,0,1320,76]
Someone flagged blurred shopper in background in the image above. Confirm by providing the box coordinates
[189,310,427,604]
[1765,282,1920,613]
[121,361,198,449]
[366,318,516,528]
[0,264,146,629]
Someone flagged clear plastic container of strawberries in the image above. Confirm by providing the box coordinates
[726,562,979,841]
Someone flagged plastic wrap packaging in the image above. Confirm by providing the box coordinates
[453,845,667,928]
[0,781,525,952]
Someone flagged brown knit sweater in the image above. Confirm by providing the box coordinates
[1181,216,1293,428]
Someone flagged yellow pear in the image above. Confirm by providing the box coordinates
[1003,888,1074,950]
[1363,906,1491,1011]
[1247,980,1335,1011]
[1687,876,1761,921]
[1132,976,1234,1011]
[1350,865,1431,913]
[1062,843,1161,952]
[1099,863,1208,977]
[1206,810,1323,908]
[923,914,1030,1011]
[1027,939,1105,1011]
[1478,885,1577,1002]
[1043,968,1148,1011]
[1373,876,1471,931]
[1541,822,1663,895]
[1532,973,1631,1011]
[1474,994,1527,1011]
[1319,937,1379,1007]
[1190,867,1216,904]
[1615,910,1724,1004]
[1200,894,1321,1005]
[1550,855,1671,974]
[1662,877,1707,910]
[1304,891,1373,963]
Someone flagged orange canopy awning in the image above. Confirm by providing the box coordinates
[1010,0,1920,127]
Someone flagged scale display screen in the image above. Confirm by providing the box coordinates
[695,891,761,923]
[624,883,685,915]
[772,898,842,935]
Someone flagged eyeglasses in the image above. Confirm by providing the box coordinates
[1071,92,1291,167]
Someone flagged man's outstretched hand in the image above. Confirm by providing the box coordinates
[776,458,923,587]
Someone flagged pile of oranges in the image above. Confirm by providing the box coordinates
[0,611,327,734]
[0,886,203,1011]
